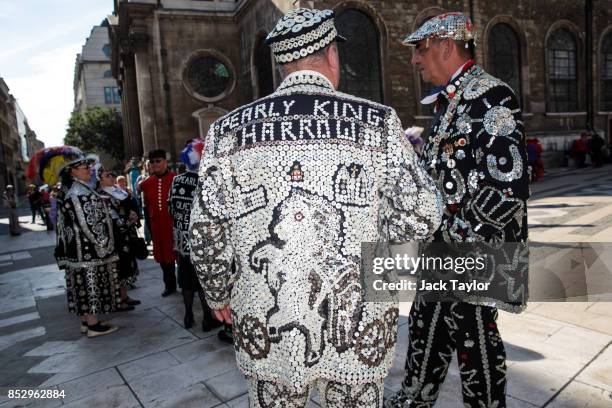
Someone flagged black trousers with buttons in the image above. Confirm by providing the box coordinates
[386,300,507,408]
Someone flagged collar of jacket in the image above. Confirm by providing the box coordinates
[154,170,170,179]
[72,179,99,196]
[276,70,335,93]
[438,60,478,102]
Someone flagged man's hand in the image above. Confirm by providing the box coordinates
[213,305,232,324]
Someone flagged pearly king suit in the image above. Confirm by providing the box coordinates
[387,63,529,408]
[387,15,529,408]
[190,69,442,405]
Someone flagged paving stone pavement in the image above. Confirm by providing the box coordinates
[0,166,612,407]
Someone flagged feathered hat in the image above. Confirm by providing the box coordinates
[179,138,205,171]
[27,146,86,186]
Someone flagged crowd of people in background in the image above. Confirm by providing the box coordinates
[15,142,233,342]
[570,130,607,168]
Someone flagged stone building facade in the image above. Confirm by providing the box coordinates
[74,22,122,113]
[110,0,612,165]
[0,78,28,194]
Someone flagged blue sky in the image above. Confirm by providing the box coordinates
[0,0,113,147]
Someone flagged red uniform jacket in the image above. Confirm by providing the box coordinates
[141,171,176,263]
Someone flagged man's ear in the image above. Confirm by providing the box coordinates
[327,43,340,72]
[441,39,453,60]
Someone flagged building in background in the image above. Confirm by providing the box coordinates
[0,78,29,194]
[25,128,44,161]
[74,21,121,114]
[109,0,612,166]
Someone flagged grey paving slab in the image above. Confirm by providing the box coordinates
[129,348,236,406]
[143,381,220,408]
[0,264,65,306]
[169,337,233,364]
[504,332,606,379]
[433,371,462,407]
[576,344,612,392]
[507,396,538,408]
[61,385,140,408]
[384,323,409,393]
[27,350,114,375]
[509,351,582,391]
[38,371,94,388]
[586,302,612,318]
[0,282,35,314]
[506,364,571,406]
[497,309,565,343]
[105,318,198,363]
[28,313,197,379]
[10,252,31,261]
[205,368,248,402]
[57,367,125,404]
[0,327,45,352]
[542,325,612,361]
[0,231,55,255]
[117,351,181,383]
[547,381,612,408]
[225,394,249,408]
[498,311,611,381]
[23,341,76,357]
[0,312,40,329]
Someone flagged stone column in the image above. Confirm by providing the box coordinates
[121,52,144,159]
[132,24,158,155]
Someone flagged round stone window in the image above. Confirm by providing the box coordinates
[183,50,235,103]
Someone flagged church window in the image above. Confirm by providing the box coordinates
[488,23,522,105]
[336,9,383,103]
[547,28,578,112]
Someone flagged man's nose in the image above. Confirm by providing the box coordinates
[411,53,419,66]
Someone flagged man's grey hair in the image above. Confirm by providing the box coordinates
[277,47,329,79]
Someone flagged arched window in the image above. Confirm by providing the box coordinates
[547,28,578,112]
[254,36,274,98]
[601,32,612,111]
[488,23,522,104]
[336,9,383,103]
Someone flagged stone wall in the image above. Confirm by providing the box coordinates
[112,0,612,162]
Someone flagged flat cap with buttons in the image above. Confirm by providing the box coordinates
[265,8,346,64]
[403,12,476,46]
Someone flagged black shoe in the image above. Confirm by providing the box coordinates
[217,328,233,344]
[184,312,194,329]
[87,322,118,338]
[202,318,223,332]
[161,289,176,297]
